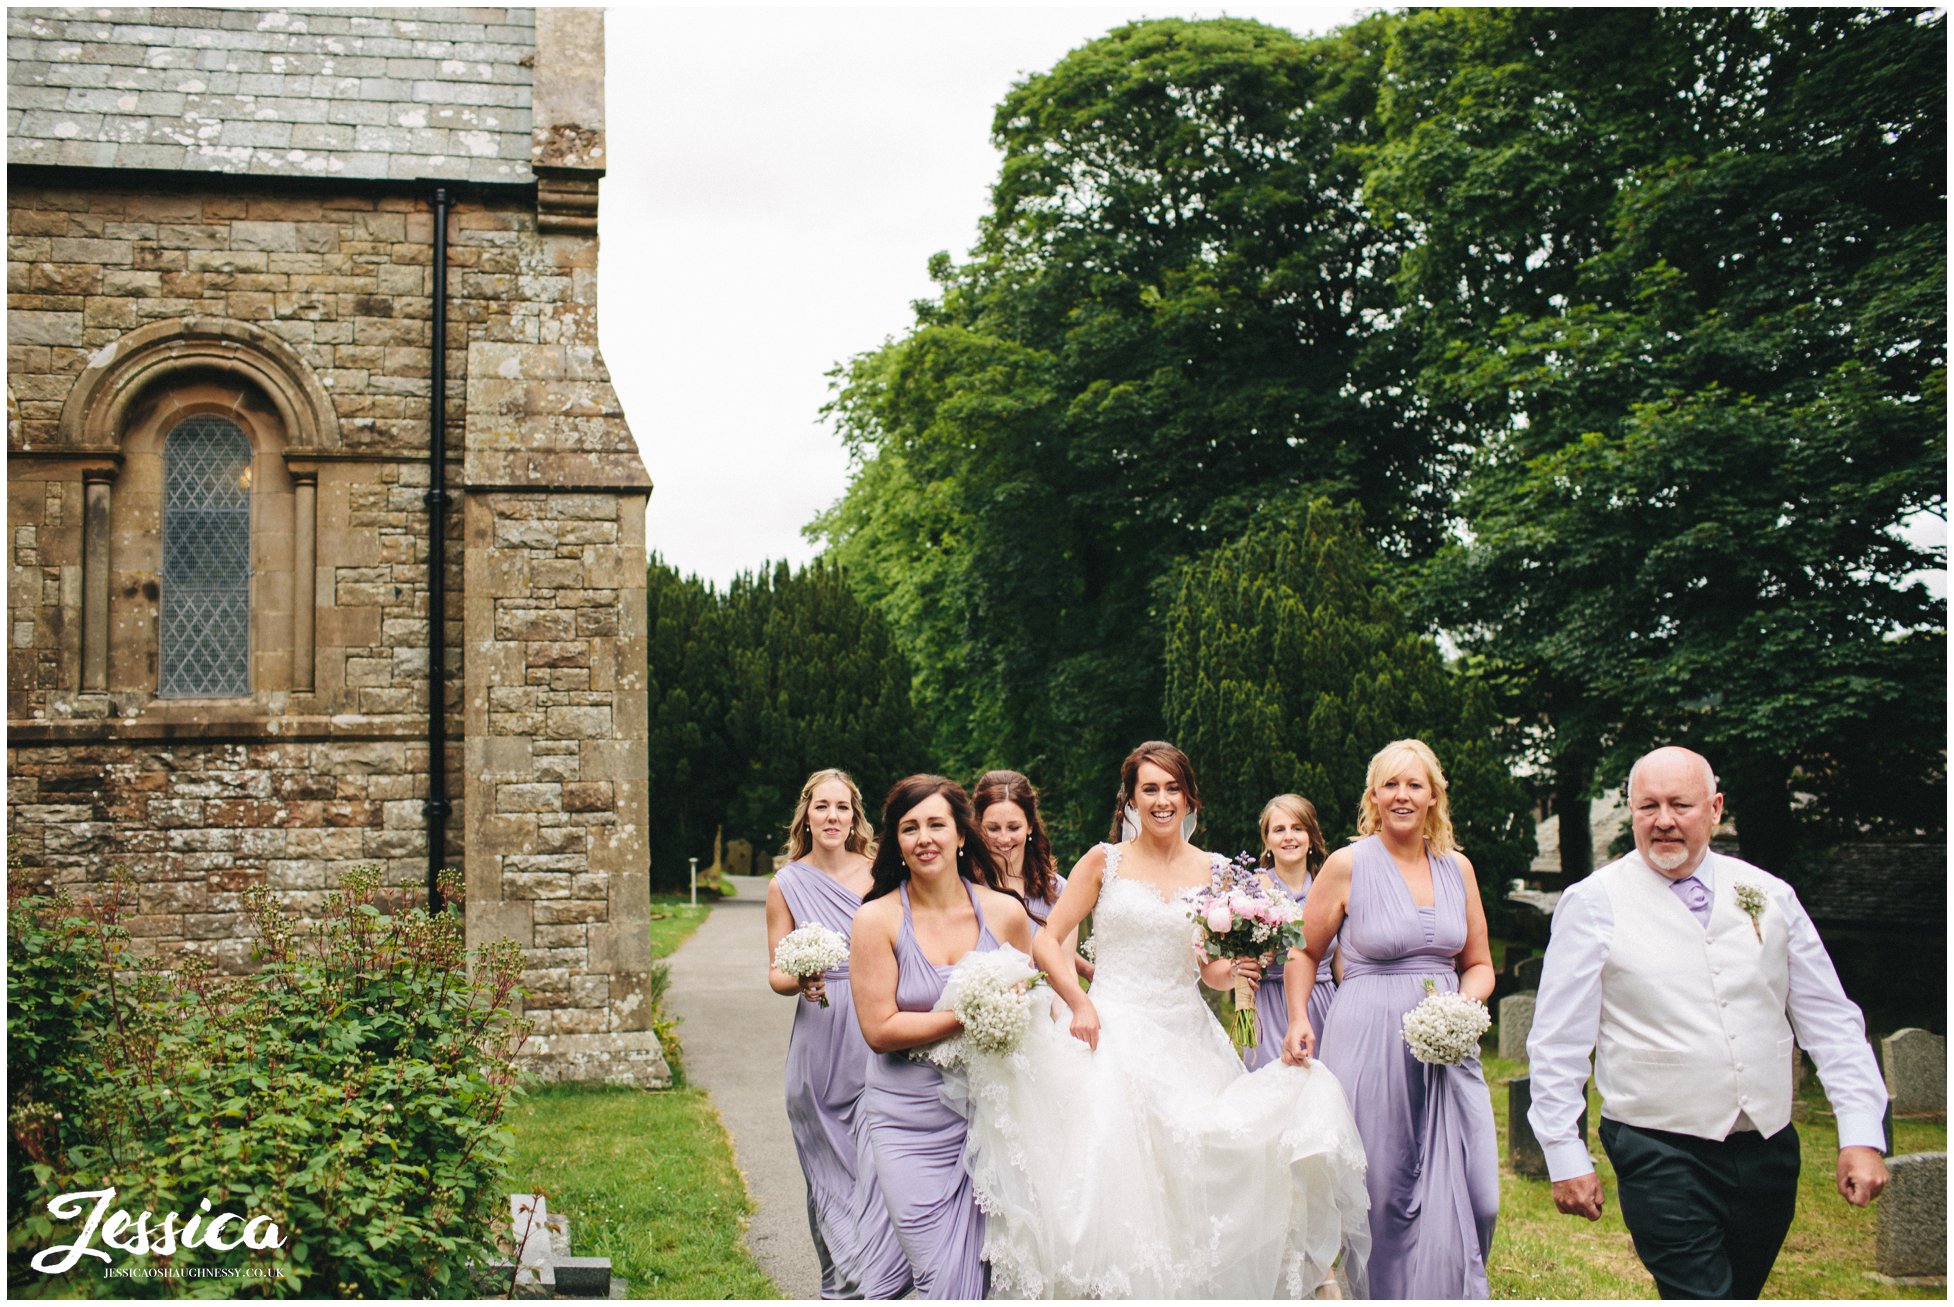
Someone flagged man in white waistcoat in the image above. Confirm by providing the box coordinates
[1527,746,1888,1298]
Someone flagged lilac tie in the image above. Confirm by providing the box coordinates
[1670,875,1712,926]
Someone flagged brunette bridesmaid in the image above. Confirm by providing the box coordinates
[851,775,1034,1299]
[1242,792,1336,1071]
[1284,739,1499,1298]
[972,769,1092,978]
[765,768,910,1299]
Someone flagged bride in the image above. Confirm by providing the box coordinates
[953,741,1372,1298]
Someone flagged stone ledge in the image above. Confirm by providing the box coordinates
[520,1030,671,1089]
[7,717,435,745]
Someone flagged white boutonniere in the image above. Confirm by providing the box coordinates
[1733,883,1767,940]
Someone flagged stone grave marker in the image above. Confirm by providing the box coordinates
[511,1193,555,1295]
[1876,1152,1946,1283]
[1499,991,1538,1063]
[1882,1028,1945,1115]
[1507,1075,1585,1179]
[1513,954,1545,991]
[483,1193,617,1298]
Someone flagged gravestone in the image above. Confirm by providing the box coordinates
[726,838,754,876]
[1514,955,1545,991]
[482,1194,617,1298]
[1876,1153,1946,1282]
[1507,1075,1586,1179]
[1882,1028,1945,1115]
[1499,991,1538,1062]
[511,1193,556,1295]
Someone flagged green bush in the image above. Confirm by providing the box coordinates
[8,867,531,1298]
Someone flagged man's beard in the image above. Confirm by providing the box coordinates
[1644,843,1691,872]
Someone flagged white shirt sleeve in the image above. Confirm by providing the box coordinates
[1776,881,1889,1151]
[1526,877,1611,1181]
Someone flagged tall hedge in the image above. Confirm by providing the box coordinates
[646,556,928,888]
[1163,499,1534,891]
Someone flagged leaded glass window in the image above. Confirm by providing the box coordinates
[159,417,252,696]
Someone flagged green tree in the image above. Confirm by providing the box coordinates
[817,16,1427,849]
[646,556,733,887]
[1164,499,1534,893]
[719,559,931,854]
[645,556,928,887]
[1386,8,1947,871]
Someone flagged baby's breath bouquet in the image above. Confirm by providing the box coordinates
[1183,853,1305,1052]
[1400,979,1491,1065]
[913,945,1045,1070]
[773,923,850,1007]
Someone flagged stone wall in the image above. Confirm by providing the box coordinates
[8,737,434,968]
[8,165,662,1084]
[8,177,487,904]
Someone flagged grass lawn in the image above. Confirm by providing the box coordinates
[647,894,712,960]
[506,1084,779,1300]
[1482,1046,1946,1299]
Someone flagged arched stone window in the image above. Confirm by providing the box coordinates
[159,416,253,697]
[53,317,340,714]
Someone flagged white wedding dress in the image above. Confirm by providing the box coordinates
[953,843,1372,1298]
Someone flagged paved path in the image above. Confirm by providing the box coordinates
[664,874,821,1299]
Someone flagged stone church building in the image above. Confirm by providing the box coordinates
[7,7,666,1084]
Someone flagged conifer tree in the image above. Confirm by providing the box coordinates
[1164,500,1533,893]
[645,556,928,889]
[646,556,734,888]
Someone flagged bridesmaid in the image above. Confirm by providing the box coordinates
[1241,793,1335,1071]
[765,768,911,1299]
[1284,739,1499,1298]
[972,769,1092,979]
[851,775,1033,1299]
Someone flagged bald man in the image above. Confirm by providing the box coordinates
[1527,746,1889,1298]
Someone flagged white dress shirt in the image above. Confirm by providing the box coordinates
[1527,851,1889,1181]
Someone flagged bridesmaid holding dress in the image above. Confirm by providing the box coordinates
[1284,739,1500,1298]
[851,775,1034,1299]
[765,768,910,1299]
[1241,792,1336,1071]
[972,769,1092,978]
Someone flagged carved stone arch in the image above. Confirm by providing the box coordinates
[58,315,340,456]
[64,318,333,704]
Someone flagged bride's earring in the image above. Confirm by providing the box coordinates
[1121,803,1140,841]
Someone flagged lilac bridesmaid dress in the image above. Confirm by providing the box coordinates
[859,879,999,1299]
[1021,871,1066,932]
[1317,835,1499,1298]
[777,861,912,1299]
[1241,871,1337,1072]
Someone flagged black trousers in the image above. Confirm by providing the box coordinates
[1600,1118,1801,1299]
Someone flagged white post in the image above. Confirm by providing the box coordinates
[689,856,698,908]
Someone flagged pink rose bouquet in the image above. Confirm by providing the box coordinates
[1183,853,1305,1051]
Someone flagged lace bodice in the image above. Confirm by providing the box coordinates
[1085,843,1213,1011]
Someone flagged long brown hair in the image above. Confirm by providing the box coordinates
[1106,740,1203,842]
[973,769,1059,912]
[784,767,875,860]
[1259,793,1327,880]
[865,775,1005,902]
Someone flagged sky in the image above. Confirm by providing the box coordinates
[597,4,1369,587]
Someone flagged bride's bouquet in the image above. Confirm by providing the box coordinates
[1400,979,1491,1064]
[772,924,850,1007]
[913,946,1045,1071]
[1184,853,1306,1052]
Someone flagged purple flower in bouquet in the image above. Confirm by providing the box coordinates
[1182,853,1306,1051]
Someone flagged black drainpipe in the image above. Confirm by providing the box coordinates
[425,185,452,912]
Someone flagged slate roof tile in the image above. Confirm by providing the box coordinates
[9,6,536,184]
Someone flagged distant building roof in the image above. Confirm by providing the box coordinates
[8,7,535,184]
[1798,842,1947,932]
